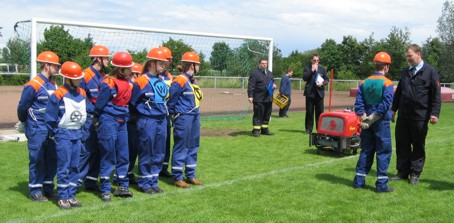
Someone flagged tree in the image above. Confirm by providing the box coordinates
[2,37,30,72]
[319,39,342,75]
[210,42,232,75]
[378,26,411,80]
[37,25,94,70]
[437,0,454,82]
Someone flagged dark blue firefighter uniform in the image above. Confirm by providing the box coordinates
[94,77,132,194]
[130,72,169,191]
[45,85,87,200]
[17,73,57,197]
[168,73,202,181]
[353,73,394,192]
[78,66,104,189]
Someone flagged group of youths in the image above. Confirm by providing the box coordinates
[248,44,441,193]
[17,45,204,209]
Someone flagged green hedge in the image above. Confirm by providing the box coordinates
[0,74,64,86]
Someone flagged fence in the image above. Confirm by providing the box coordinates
[1,74,453,90]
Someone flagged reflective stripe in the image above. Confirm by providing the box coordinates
[43,181,53,184]
[138,175,153,178]
[261,125,268,128]
[253,126,261,130]
[57,184,70,188]
[172,166,183,170]
[186,164,197,168]
[100,176,110,180]
[183,92,194,95]
[377,176,388,179]
[151,174,159,177]
[127,172,133,175]
[37,96,49,100]
[86,176,97,181]
[163,162,169,165]
[117,175,126,179]
[356,173,367,177]
[29,184,43,188]
[89,88,99,93]
[78,179,84,183]
[69,182,77,186]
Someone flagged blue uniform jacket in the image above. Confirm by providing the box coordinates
[130,72,169,118]
[45,84,87,139]
[279,75,291,96]
[94,77,131,121]
[355,72,394,120]
[79,66,104,114]
[168,73,199,115]
[17,73,57,124]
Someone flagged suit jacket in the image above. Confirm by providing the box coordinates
[302,65,328,98]
[247,67,275,102]
[392,62,441,121]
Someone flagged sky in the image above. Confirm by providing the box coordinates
[0,0,448,57]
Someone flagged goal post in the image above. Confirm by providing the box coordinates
[14,17,273,80]
[14,17,274,118]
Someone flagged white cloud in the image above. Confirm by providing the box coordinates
[0,0,447,56]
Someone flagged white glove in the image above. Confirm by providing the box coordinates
[15,122,25,133]
[360,113,381,129]
[360,113,367,122]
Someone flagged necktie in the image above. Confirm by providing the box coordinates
[409,67,416,76]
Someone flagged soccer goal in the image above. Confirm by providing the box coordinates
[14,17,274,118]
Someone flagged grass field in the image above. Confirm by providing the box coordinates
[1,104,454,222]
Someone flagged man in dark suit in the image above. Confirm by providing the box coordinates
[302,53,329,134]
[390,44,441,185]
[247,58,276,137]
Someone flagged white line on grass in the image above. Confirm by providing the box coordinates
[8,155,357,223]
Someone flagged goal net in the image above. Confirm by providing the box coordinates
[13,18,274,119]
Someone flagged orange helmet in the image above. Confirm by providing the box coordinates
[160,46,173,59]
[146,48,168,61]
[111,52,134,68]
[131,62,143,73]
[181,52,200,64]
[89,45,110,57]
[59,61,84,79]
[373,52,391,64]
[36,51,60,65]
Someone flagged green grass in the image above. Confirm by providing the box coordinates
[1,104,454,222]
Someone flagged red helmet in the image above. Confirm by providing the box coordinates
[36,51,60,65]
[373,52,391,64]
[111,52,134,68]
[181,52,200,64]
[146,48,168,61]
[89,45,110,57]
[131,62,143,73]
[59,61,84,79]
[160,46,173,59]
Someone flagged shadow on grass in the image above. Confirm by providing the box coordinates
[228,131,253,137]
[304,147,357,158]
[421,178,454,191]
[315,173,375,191]
[10,181,29,198]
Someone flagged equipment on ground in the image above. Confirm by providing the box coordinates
[309,110,361,156]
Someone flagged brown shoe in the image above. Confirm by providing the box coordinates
[186,178,204,185]
[174,180,190,188]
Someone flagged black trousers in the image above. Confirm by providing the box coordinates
[305,95,324,132]
[279,97,291,117]
[252,102,272,130]
[395,118,428,177]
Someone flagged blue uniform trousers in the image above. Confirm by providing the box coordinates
[25,120,57,196]
[56,138,80,200]
[162,116,172,172]
[78,116,101,188]
[171,114,200,181]
[98,115,129,193]
[127,121,140,180]
[354,119,392,191]
[137,117,167,190]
